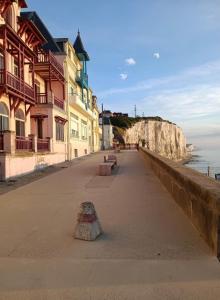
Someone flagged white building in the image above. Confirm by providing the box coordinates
[99,117,114,149]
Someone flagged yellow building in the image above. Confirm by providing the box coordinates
[55,33,101,160]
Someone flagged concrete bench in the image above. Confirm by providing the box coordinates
[98,162,114,176]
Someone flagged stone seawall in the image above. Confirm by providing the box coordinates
[140,147,220,258]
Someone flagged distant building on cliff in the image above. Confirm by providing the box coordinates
[100,110,112,119]
[113,112,128,117]
[99,116,113,149]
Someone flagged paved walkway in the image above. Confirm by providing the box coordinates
[0,150,219,299]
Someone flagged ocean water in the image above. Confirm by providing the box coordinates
[185,135,220,179]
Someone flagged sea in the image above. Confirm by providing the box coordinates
[185,135,220,179]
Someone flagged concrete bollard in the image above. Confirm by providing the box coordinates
[74,202,102,241]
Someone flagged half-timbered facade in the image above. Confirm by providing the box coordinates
[0,1,100,180]
[0,1,67,180]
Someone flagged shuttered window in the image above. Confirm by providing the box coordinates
[0,102,9,132]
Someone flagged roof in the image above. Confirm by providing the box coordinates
[20,11,62,53]
[73,31,90,61]
[19,0,28,8]
[54,38,69,53]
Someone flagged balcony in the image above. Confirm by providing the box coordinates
[76,70,88,89]
[34,51,64,83]
[36,93,65,110]
[69,94,94,119]
[0,70,35,104]
[37,138,50,152]
[16,136,33,152]
[54,96,65,110]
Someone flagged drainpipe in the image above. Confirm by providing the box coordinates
[101,103,104,150]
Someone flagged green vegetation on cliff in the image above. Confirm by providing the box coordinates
[110,115,168,129]
[111,115,175,144]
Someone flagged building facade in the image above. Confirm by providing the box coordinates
[55,34,101,160]
[0,1,101,180]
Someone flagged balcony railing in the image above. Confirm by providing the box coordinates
[36,93,47,104]
[36,93,64,110]
[16,136,33,151]
[76,70,88,88]
[54,96,64,110]
[0,70,35,102]
[37,138,50,152]
[36,51,64,76]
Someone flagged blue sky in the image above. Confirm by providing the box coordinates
[25,0,220,142]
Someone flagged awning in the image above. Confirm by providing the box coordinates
[31,114,48,119]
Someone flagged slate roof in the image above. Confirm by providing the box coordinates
[73,31,90,61]
[20,11,62,53]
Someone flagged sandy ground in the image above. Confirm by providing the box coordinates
[0,150,219,299]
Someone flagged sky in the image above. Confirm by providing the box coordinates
[24,0,220,144]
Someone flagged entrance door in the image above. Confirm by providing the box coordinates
[37,119,43,139]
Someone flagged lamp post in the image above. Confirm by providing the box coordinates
[101,103,105,150]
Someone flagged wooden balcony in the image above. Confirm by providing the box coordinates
[36,93,65,110]
[37,138,50,152]
[16,136,33,151]
[34,51,64,83]
[0,70,35,104]
[54,96,64,110]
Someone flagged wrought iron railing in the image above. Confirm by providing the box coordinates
[76,70,88,88]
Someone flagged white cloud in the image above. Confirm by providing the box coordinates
[99,59,220,138]
[153,52,160,59]
[99,59,220,97]
[120,73,128,80]
[141,84,220,121]
[125,58,136,65]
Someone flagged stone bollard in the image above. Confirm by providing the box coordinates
[74,202,102,241]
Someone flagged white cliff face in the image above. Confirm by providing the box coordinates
[124,120,187,161]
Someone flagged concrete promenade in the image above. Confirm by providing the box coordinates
[0,150,220,299]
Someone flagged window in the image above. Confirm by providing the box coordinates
[56,122,64,141]
[0,52,4,70]
[37,119,43,139]
[0,102,9,131]
[35,80,41,102]
[13,58,19,77]
[15,109,25,137]
[81,120,87,140]
[70,113,79,138]
[69,86,75,96]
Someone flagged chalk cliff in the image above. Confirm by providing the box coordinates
[124,120,187,161]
